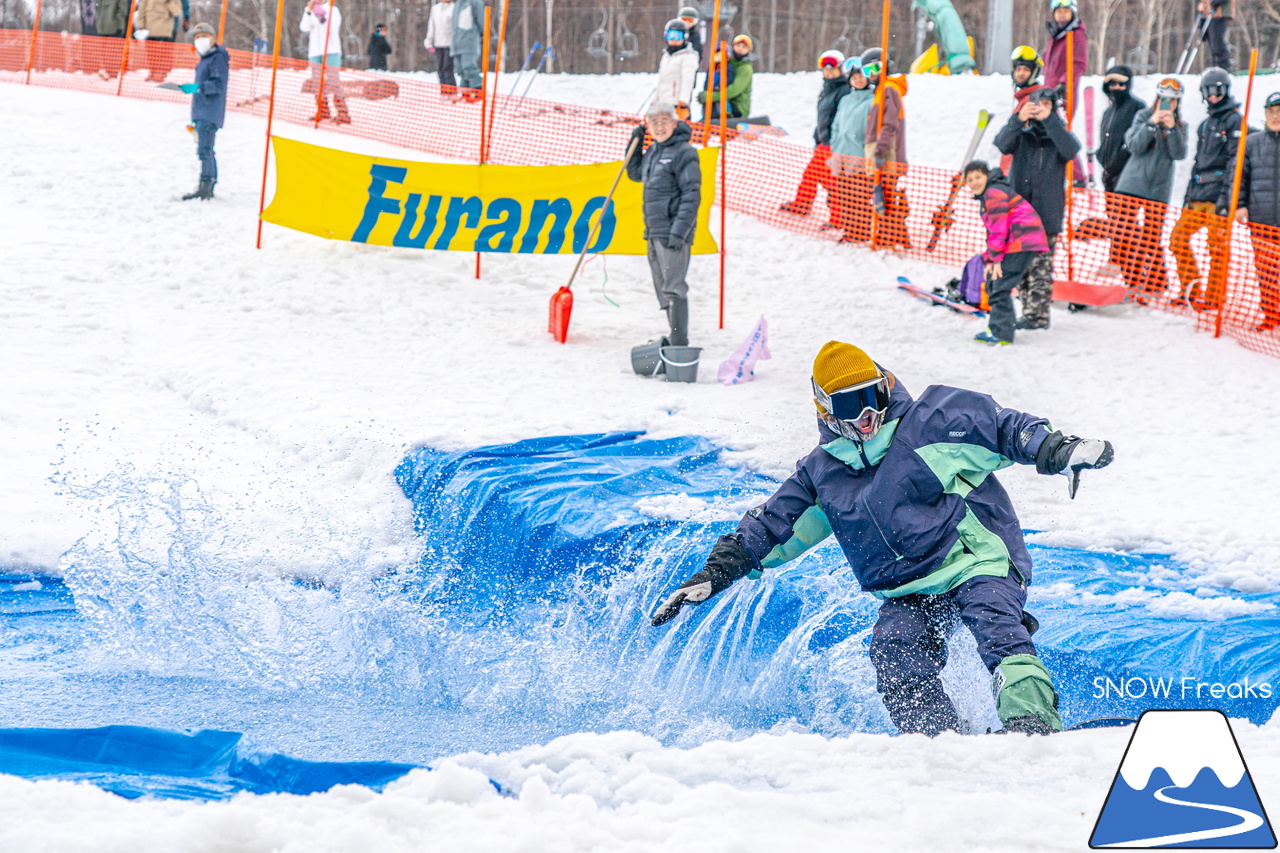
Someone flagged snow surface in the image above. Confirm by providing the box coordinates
[3,70,1280,849]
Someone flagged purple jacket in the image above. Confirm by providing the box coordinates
[1044,17,1088,108]
[977,176,1050,263]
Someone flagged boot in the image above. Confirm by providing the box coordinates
[332,96,352,125]
[667,297,689,347]
[315,95,332,122]
[181,179,215,201]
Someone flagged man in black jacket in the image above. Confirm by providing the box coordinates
[1171,68,1240,310]
[1220,92,1280,332]
[993,85,1080,329]
[779,50,849,231]
[627,102,702,347]
[367,23,392,70]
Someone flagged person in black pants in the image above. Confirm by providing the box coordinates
[1199,0,1233,72]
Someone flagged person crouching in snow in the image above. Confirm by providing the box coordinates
[626,102,701,348]
[964,160,1051,345]
[651,340,1115,735]
[181,23,227,201]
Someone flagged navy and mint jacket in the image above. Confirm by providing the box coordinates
[735,376,1053,597]
[191,44,229,128]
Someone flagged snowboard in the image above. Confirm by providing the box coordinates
[897,277,987,317]
[1052,279,1127,306]
[1065,717,1138,731]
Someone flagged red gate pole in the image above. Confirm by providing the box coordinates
[217,0,228,43]
[485,0,509,162]
[718,42,727,330]
[869,0,890,250]
[1219,48,1259,338]
[24,0,43,85]
[255,0,288,249]
[476,5,492,279]
[701,0,722,145]
[312,0,338,127]
[115,0,141,96]
[1065,29,1075,283]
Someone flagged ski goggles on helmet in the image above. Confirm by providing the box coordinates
[842,56,863,75]
[1156,78,1184,99]
[862,60,883,77]
[812,375,891,440]
[819,53,843,69]
[665,28,687,41]
[1010,45,1040,64]
[1049,0,1075,9]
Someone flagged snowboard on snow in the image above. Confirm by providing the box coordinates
[1052,279,1127,306]
[897,276,987,317]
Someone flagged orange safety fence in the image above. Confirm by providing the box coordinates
[4,28,1280,360]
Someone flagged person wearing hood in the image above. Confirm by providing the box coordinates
[829,58,877,243]
[1171,68,1241,310]
[964,160,1052,345]
[450,0,485,95]
[653,18,699,119]
[861,48,910,248]
[180,23,228,201]
[1042,0,1087,114]
[993,85,1081,330]
[1219,92,1280,333]
[778,50,850,231]
[650,339,1114,737]
[1114,78,1188,298]
[626,102,702,348]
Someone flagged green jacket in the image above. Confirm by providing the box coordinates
[702,56,753,117]
[95,0,130,35]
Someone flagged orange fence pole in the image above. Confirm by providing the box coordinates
[1065,29,1075,283]
[869,0,890,250]
[217,0,228,43]
[1220,47,1259,338]
[313,1,338,127]
[476,5,491,279]
[702,0,722,145]
[115,0,141,96]
[485,0,509,162]
[255,0,288,249]
[719,42,727,330]
[24,0,43,85]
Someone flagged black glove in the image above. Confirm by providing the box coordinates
[666,233,688,252]
[1217,203,1230,217]
[651,535,755,626]
[628,124,646,153]
[1036,431,1115,499]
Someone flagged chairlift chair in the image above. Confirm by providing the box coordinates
[617,11,639,59]
[586,8,609,58]
[830,18,851,56]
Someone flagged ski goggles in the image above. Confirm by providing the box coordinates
[819,54,842,69]
[1156,78,1184,99]
[842,57,863,75]
[665,28,687,41]
[862,61,883,77]
[811,375,889,422]
[1010,45,1039,63]
[1049,0,1075,9]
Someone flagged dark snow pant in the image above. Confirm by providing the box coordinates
[647,237,691,346]
[1205,17,1232,72]
[869,573,1046,736]
[434,47,456,92]
[194,120,218,184]
[1019,236,1056,328]
[986,251,1038,343]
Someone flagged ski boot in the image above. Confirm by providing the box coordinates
[181,180,215,201]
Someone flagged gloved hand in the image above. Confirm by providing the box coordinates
[666,233,688,251]
[1035,431,1115,499]
[179,83,199,94]
[651,535,755,626]
[629,123,646,144]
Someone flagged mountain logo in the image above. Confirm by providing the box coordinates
[1090,709,1277,848]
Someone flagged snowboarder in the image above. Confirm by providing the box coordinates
[1170,68,1239,311]
[651,339,1114,736]
[626,102,702,348]
[993,84,1081,330]
[965,160,1051,345]
[862,47,910,248]
[367,22,391,70]
[652,18,699,119]
[777,49,849,230]
[180,23,227,201]
[423,0,456,94]
[1219,92,1280,333]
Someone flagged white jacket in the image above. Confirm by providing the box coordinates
[653,44,699,108]
[424,1,454,49]
[299,2,342,59]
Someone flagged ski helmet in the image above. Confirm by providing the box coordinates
[1049,0,1077,13]
[1201,67,1232,101]
[1010,45,1043,73]
[1156,77,1185,101]
[663,18,690,42]
[677,5,699,23]
[860,47,886,77]
[733,34,753,52]
[811,341,892,442]
[818,49,845,70]
[841,55,862,76]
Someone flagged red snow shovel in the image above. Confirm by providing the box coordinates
[549,136,642,343]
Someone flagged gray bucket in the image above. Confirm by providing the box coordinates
[660,346,702,383]
[630,337,668,376]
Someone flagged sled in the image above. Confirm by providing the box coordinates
[1052,279,1127,306]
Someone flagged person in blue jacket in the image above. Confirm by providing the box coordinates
[181,23,228,201]
[651,341,1114,736]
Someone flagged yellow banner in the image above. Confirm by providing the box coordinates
[261,137,719,255]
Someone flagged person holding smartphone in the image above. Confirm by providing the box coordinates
[1114,78,1187,299]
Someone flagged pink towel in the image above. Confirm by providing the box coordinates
[717,316,771,385]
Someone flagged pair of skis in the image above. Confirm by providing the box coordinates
[1176,13,1213,75]
[925,109,990,252]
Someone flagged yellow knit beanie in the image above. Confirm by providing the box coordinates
[812,341,880,394]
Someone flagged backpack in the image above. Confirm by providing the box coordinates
[946,254,988,309]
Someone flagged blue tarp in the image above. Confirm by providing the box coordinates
[0,725,419,800]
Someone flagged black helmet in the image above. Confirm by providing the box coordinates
[859,47,886,75]
[1201,67,1232,101]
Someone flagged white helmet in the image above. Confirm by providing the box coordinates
[818,49,845,70]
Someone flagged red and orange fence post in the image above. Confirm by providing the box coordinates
[217,0,228,44]
[476,4,492,279]
[1219,48,1259,337]
[313,0,338,127]
[485,0,509,163]
[718,42,727,330]
[255,0,288,249]
[702,0,722,145]
[869,0,890,250]
[1064,29,1076,284]
[115,0,141,96]
[24,0,43,85]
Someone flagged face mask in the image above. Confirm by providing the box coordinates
[195,37,213,55]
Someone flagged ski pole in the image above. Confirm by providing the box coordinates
[518,45,553,101]
[635,85,657,114]
[508,41,540,94]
